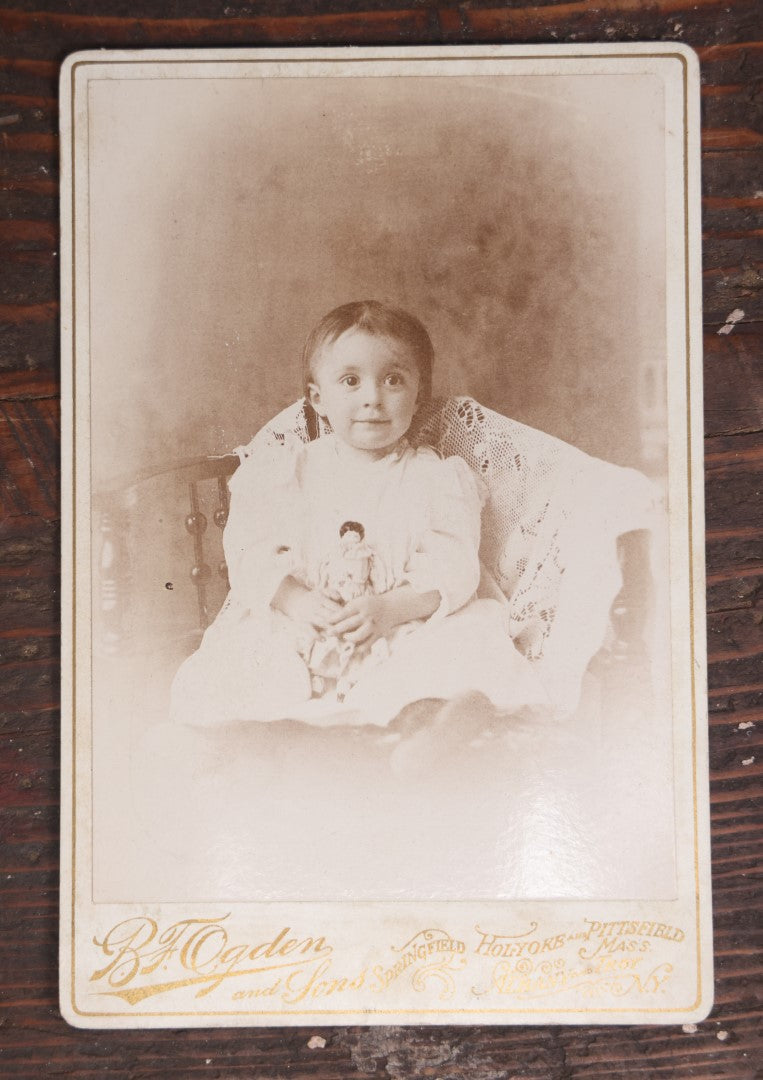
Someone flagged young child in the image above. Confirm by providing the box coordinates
[170,300,547,729]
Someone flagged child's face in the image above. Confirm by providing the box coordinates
[308,329,421,459]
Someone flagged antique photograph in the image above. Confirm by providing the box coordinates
[61,46,710,1026]
[90,59,672,900]
[82,59,676,903]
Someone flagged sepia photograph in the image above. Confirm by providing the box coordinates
[61,46,710,1025]
[82,58,675,903]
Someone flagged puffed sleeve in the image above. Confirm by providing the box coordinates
[222,438,304,613]
[402,453,485,618]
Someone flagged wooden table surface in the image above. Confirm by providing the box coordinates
[1,2,760,1077]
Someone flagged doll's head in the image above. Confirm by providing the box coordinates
[303,301,434,459]
[339,520,365,544]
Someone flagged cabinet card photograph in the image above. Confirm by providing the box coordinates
[60,44,711,1027]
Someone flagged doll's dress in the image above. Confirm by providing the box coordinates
[306,533,388,698]
[170,433,548,728]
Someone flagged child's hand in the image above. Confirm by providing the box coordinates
[331,593,397,645]
[332,586,441,645]
[272,577,344,630]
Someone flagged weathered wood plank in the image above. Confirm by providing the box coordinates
[0,3,759,1077]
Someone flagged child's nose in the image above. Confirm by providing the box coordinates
[363,380,382,406]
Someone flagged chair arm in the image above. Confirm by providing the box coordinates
[610,528,653,665]
[92,454,241,654]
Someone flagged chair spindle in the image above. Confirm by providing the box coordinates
[186,481,211,629]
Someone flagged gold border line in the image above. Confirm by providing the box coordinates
[68,49,704,1020]
[70,56,78,1019]
[684,56,702,1013]
[68,52,689,68]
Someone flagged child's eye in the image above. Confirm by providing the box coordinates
[385,373,404,387]
[341,375,359,387]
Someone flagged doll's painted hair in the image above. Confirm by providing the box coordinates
[302,300,434,404]
[339,520,365,540]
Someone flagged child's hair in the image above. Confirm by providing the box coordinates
[302,300,434,404]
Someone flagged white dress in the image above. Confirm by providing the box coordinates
[170,434,548,728]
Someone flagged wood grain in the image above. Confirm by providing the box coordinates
[0,2,761,1077]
